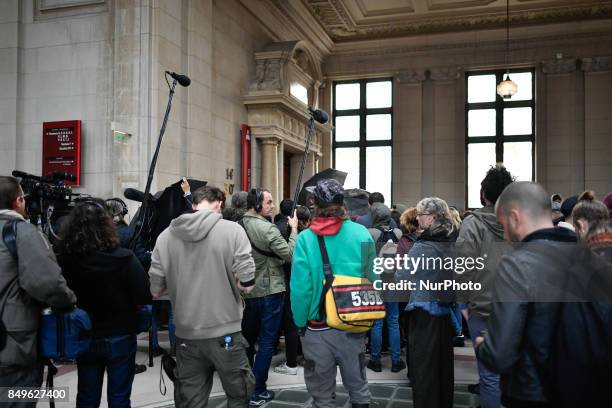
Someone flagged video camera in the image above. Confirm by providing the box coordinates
[11,170,80,239]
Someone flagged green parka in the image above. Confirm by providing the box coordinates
[241,212,296,298]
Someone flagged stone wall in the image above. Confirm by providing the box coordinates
[0,0,271,214]
[2,1,610,212]
[1,0,116,195]
[323,21,612,209]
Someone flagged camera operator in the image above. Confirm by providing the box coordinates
[0,176,76,398]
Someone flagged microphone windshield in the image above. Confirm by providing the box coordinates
[167,71,191,87]
[11,170,42,182]
[308,108,329,124]
[124,188,146,202]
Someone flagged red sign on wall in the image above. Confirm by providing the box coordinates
[42,120,81,186]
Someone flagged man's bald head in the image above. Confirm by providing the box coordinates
[495,182,550,219]
[495,182,553,241]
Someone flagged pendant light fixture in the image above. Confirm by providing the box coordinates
[497,0,518,99]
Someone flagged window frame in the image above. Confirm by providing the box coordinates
[464,68,536,209]
[332,78,393,200]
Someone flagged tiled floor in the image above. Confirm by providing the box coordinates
[52,332,480,407]
[149,384,480,408]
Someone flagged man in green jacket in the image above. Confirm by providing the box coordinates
[240,188,297,407]
[291,179,377,408]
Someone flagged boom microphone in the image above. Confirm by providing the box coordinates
[165,71,191,87]
[308,107,329,124]
[12,170,42,182]
[124,188,146,203]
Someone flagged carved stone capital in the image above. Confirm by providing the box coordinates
[260,136,281,146]
[541,58,578,74]
[429,67,462,81]
[395,70,427,84]
[581,56,612,72]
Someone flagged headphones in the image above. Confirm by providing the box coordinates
[76,198,107,211]
[105,197,128,221]
[254,189,263,213]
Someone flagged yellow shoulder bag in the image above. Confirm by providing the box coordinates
[317,235,385,332]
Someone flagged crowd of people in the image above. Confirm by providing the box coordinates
[0,166,611,408]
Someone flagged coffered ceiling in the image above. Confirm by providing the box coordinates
[300,0,612,42]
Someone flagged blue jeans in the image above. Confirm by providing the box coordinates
[450,305,464,336]
[468,316,501,408]
[76,334,137,407]
[0,364,43,408]
[151,300,176,352]
[241,293,285,394]
[370,302,402,363]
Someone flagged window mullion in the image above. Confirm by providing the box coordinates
[359,80,367,189]
[495,71,504,163]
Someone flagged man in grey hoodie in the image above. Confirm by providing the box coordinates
[455,165,514,408]
[149,186,256,408]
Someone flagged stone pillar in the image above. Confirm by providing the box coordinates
[394,70,426,206]
[0,0,18,175]
[581,56,612,195]
[260,137,281,208]
[319,79,333,170]
[541,58,583,196]
[428,67,463,208]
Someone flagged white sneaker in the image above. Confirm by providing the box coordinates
[274,362,298,375]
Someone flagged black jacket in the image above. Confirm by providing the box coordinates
[60,247,151,338]
[477,227,612,406]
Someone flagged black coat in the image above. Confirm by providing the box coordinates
[60,247,151,338]
[477,228,612,406]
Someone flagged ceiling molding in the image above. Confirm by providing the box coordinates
[355,0,415,17]
[303,1,612,42]
[328,20,612,58]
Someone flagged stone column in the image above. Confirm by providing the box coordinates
[260,136,281,209]
[541,58,583,196]
[581,56,612,195]
[394,70,426,206]
[0,0,18,175]
[428,67,463,208]
[319,79,333,170]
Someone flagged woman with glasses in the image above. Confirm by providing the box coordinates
[396,197,456,408]
[56,199,151,407]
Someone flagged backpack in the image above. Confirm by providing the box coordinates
[317,236,385,332]
[40,307,92,360]
[374,227,400,275]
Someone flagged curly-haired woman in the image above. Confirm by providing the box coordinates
[56,199,151,407]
